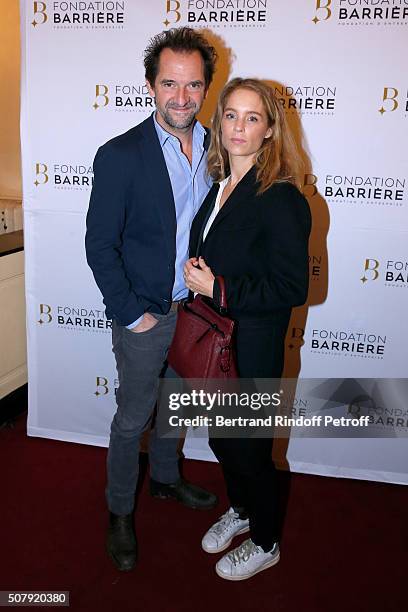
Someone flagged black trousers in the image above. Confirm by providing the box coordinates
[209,319,288,551]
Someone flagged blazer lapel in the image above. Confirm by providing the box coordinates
[139,115,176,256]
[190,183,218,255]
[204,165,258,241]
[194,187,218,256]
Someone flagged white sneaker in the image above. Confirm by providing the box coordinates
[215,538,280,581]
[201,507,250,553]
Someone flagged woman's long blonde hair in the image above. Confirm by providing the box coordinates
[207,78,303,194]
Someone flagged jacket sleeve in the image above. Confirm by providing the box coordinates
[85,143,150,326]
[213,183,311,315]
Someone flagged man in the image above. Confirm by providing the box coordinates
[85,27,218,572]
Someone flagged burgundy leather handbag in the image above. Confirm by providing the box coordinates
[168,276,238,380]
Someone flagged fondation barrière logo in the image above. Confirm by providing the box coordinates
[93,84,154,112]
[34,162,94,190]
[312,0,408,26]
[38,303,112,333]
[31,1,126,29]
[379,87,408,117]
[310,328,387,359]
[163,0,270,28]
[275,85,336,117]
[303,173,406,208]
[361,258,408,288]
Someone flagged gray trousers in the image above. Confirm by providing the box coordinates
[106,312,179,515]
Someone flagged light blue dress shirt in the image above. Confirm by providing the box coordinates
[127,112,212,329]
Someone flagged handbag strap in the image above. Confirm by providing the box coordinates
[216,276,227,310]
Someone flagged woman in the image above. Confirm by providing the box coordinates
[183,78,311,581]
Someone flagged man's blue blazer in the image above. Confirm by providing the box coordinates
[85,114,209,326]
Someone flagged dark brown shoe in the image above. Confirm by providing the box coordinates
[150,478,218,510]
[106,512,137,571]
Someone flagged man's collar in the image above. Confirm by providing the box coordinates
[152,111,206,148]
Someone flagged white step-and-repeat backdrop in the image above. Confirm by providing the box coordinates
[21,1,408,484]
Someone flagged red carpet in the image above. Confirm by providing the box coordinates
[0,413,407,612]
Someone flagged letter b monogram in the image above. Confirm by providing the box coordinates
[313,0,331,23]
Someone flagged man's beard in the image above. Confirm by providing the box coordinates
[158,102,198,130]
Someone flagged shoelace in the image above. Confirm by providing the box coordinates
[227,539,261,566]
[212,509,240,535]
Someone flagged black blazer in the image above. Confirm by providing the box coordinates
[189,166,311,325]
[85,114,209,326]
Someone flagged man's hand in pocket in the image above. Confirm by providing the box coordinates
[131,312,158,333]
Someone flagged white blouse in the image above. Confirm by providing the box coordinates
[202,176,230,242]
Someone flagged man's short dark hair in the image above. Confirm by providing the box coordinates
[144,27,217,90]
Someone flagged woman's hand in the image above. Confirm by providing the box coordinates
[184,257,215,297]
